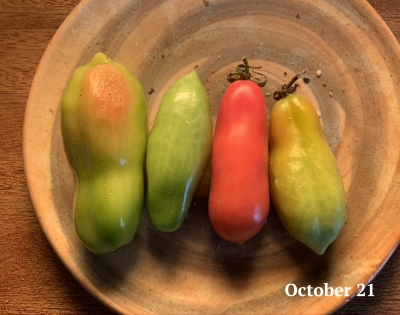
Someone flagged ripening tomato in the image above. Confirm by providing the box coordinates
[208,80,270,245]
[269,78,346,255]
[61,52,147,254]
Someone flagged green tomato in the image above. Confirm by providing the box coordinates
[146,71,213,232]
[61,52,148,254]
[269,92,346,255]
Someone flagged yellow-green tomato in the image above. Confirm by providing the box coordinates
[61,52,148,254]
[146,71,213,232]
[268,93,346,255]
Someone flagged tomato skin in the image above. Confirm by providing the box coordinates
[146,71,213,232]
[208,80,270,245]
[268,93,346,255]
[61,52,147,255]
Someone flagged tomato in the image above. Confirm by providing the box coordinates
[208,76,270,245]
[146,71,213,232]
[269,75,346,255]
[61,52,148,254]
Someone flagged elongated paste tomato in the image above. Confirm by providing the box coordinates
[208,79,270,245]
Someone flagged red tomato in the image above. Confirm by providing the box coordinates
[208,80,270,245]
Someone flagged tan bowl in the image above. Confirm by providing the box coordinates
[23,0,400,314]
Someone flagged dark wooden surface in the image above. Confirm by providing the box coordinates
[0,0,398,314]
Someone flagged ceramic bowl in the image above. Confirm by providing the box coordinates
[24,0,400,313]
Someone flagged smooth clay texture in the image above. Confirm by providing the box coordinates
[24,0,400,314]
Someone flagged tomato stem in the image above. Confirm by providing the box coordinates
[273,74,300,100]
[242,57,251,76]
[227,57,268,87]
